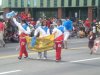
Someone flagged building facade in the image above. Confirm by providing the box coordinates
[1,0,100,21]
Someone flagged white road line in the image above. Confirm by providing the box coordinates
[69,41,87,44]
[0,70,22,75]
[70,57,100,63]
[6,45,88,49]
[0,47,88,59]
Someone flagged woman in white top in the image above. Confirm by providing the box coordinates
[34,20,50,59]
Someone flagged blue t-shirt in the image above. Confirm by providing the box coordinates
[63,20,73,31]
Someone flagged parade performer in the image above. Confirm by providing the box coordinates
[13,17,31,59]
[63,17,73,49]
[52,19,65,62]
[88,31,96,54]
[34,20,50,59]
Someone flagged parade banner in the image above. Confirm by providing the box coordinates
[26,34,55,52]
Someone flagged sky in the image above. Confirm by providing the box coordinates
[0,0,2,6]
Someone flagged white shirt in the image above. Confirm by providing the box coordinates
[52,25,65,39]
[34,26,50,37]
[36,21,41,26]
[13,18,31,35]
[93,26,96,33]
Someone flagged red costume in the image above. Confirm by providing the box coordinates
[13,18,31,59]
[55,35,64,61]
[19,33,28,59]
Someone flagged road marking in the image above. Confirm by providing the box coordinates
[0,70,22,75]
[0,55,18,59]
[69,41,87,44]
[0,53,34,59]
[1,46,88,50]
[0,47,88,59]
[70,57,100,63]
[69,47,87,50]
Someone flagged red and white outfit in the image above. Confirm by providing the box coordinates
[34,26,50,59]
[13,18,31,59]
[0,22,5,47]
[52,25,65,61]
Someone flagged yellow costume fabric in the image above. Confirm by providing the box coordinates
[26,34,54,52]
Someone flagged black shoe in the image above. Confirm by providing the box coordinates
[18,57,22,60]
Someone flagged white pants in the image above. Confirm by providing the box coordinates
[63,31,70,49]
[64,31,70,41]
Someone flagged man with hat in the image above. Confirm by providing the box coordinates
[13,17,31,59]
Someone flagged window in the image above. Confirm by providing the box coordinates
[99,0,100,7]
[40,0,43,7]
[84,0,87,6]
[8,0,11,7]
[47,0,50,7]
[92,0,95,6]
[21,0,24,7]
[15,0,18,7]
[61,0,64,7]
[27,0,30,7]
[68,0,72,6]
[54,0,57,7]
[34,0,37,7]
[76,0,79,6]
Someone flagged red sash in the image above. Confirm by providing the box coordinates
[54,34,64,42]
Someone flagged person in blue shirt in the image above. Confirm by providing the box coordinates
[63,17,73,49]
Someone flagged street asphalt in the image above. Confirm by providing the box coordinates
[0,38,100,75]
